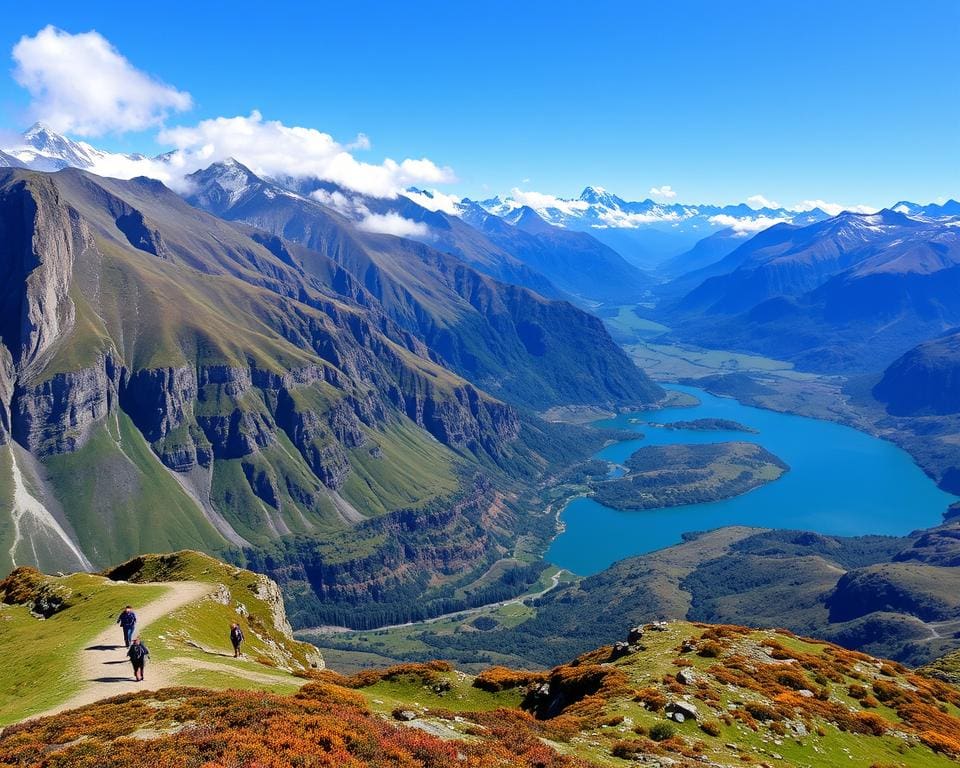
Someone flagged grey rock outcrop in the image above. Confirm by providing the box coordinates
[12,355,121,454]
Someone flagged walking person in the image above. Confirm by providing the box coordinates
[117,605,137,648]
[127,637,149,682]
[230,622,244,658]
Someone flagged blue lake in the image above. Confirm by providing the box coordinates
[545,385,958,576]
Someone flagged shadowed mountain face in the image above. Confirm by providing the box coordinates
[874,330,960,416]
[666,210,960,372]
[0,166,660,579]
[185,162,662,408]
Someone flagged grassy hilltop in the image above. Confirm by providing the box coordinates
[0,551,320,724]
[2,615,960,767]
[2,551,960,767]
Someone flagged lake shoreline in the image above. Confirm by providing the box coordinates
[545,384,957,577]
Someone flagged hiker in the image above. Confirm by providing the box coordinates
[127,637,149,681]
[230,622,244,658]
[117,605,137,648]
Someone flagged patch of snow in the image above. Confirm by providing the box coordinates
[7,448,92,570]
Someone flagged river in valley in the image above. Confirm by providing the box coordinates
[545,385,958,576]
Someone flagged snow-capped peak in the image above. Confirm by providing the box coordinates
[5,122,110,172]
[579,185,621,207]
[185,158,264,211]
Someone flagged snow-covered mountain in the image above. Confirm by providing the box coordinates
[2,123,956,273]
[477,187,960,270]
[1,122,147,172]
[891,199,960,219]
[475,186,834,268]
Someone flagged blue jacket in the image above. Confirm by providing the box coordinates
[117,610,137,628]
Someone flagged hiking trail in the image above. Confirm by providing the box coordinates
[37,580,214,718]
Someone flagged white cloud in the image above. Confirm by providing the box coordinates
[791,199,878,216]
[596,208,681,228]
[7,29,455,199]
[154,111,455,198]
[310,189,430,238]
[746,194,781,210]
[12,26,191,136]
[356,211,429,237]
[310,188,357,214]
[508,188,590,216]
[345,133,371,151]
[649,185,677,199]
[402,188,462,215]
[708,214,790,236]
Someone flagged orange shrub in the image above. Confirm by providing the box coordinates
[473,666,546,692]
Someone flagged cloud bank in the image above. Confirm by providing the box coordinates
[747,194,781,209]
[12,26,192,136]
[157,111,455,198]
[791,199,878,216]
[708,214,790,236]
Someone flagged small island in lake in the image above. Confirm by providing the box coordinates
[591,441,788,510]
[658,418,758,433]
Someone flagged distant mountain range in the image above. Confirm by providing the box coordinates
[8,122,949,280]
[478,186,834,268]
[664,208,960,371]
[6,122,960,382]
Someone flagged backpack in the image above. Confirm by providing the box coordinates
[129,644,147,663]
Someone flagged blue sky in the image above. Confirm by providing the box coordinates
[0,1,957,207]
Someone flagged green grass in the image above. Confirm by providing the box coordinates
[0,445,15,575]
[0,575,166,724]
[42,414,228,569]
[0,551,319,725]
[360,670,523,717]
[627,341,802,381]
[341,419,461,515]
[604,305,670,342]
[106,551,320,672]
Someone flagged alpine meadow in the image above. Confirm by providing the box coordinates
[2,4,960,767]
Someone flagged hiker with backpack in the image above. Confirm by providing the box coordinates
[127,637,149,681]
[230,622,244,658]
[117,605,137,648]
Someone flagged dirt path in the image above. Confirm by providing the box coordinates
[39,581,214,718]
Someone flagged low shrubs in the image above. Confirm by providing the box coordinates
[648,722,675,742]
[473,666,546,693]
[0,686,592,768]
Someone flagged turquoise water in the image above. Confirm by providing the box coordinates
[545,385,957,576]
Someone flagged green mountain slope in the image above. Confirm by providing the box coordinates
[186,161,663,408]
[0,165,659,625]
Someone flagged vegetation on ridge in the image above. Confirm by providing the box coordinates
[3,618,960,767]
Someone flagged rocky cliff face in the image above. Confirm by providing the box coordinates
[0,176,79,372]
[12,355,121,455]
[256,475,511,628]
